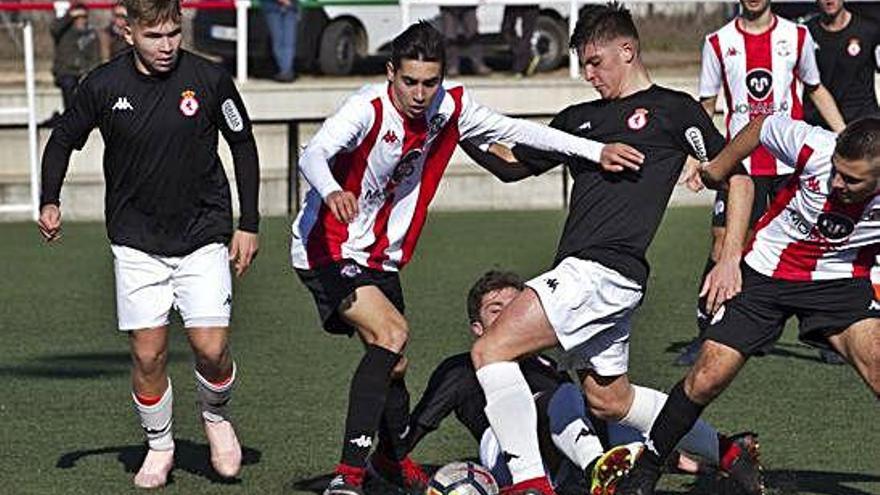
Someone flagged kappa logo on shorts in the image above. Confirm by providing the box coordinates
[349,435,372,448]
[224,294,232,307]
[575,427,592,443]
[340,263,362,279]
[545,278,559,292]
[501,451,520,464]
[870,300,880,311]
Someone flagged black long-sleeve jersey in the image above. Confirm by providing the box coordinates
[513,85,726,286]
[408,352,569,448]
[41,50,260,256]
[806,13,880,125]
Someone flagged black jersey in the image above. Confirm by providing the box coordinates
[409,352,568,445]
[513,85,726,286]
[806,14,880,125]
[41,50,260,256]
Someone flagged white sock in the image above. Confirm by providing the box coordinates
[132,379,174,451]
[476,362,546,483]
[195,361,236,423]
[552,419,604,470]
[618,385,720,463]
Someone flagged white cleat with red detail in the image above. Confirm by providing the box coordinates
[203,419,242,478]
[134,448,174,489]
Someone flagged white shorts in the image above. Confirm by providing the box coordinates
[526,257,643,376]
[112,243,232,331]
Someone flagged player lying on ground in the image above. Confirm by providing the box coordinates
[37,0,259,488]
[616,115,880,495]
[394,270,762,495]
[289,21,645,495]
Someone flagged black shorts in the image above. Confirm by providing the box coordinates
[712,175,791,228]
[296,261,405,336]
[704,264,880,355]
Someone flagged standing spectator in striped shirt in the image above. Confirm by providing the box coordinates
[290,21,643,495]
[676,0,846,367]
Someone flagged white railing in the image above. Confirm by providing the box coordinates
[0,21,40,220]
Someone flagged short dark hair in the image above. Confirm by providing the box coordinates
[570,2,640,54]
[466,270,525,324]
[123,0,181,26]
[835,117,880,163]
[390,21,446,71]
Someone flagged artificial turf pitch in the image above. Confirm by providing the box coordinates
[1,208,877,494]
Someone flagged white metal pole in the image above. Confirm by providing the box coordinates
[236,0,249,82]
[401,0,411,31]
[569,0,578,79]
[24,21,39,221]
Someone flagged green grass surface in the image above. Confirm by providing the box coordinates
[1,208,877,494]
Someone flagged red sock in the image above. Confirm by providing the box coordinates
[335,463,366,486]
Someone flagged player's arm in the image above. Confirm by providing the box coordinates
[699,114,767,189]
[805,83,845,133]
[698,34,723,118]
[38,75,100,242]
[456,89,644,172]
[407,356,475,452]
[701,173,753,314]
[458,139,533,183]
[217,73,260,277]
[298,95,372,224]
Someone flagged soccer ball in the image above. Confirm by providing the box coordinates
[426,461,499,495]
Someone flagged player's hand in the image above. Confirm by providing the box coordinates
[699,258,742,316]
[229,230,259,277]
[325,190,359,223]
[599,143,644,173]
[698,160,727,190]
[37,204,63,242]
[679,157,705,192]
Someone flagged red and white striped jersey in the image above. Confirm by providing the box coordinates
[700,15,820,177]
[291,82,602,272]
[744,115,880,281]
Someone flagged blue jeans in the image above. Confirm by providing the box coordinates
[262,0,298,75]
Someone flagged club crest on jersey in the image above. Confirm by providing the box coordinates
[429,113,447,133]
[746,69,773,101]
[847,37,861,57]
[179,90,199,117]
[627,108,649,131]
[775,39,791,57]
[817,212,855,240]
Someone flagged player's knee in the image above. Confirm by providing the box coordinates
[192,341,230,369]
[684,365,726,404]
[373,318,409,353]
[132,346,168,374]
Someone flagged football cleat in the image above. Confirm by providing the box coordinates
[203,419,242,478]
[368,452,429,493]
[612,462,660,495]
[500,475,556,495]
[133,448,174,489]
[325,464,366,495]
[719,432,765,495]
[588,442,642,495]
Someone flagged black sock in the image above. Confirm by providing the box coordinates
[696,257,717,335]
[640,380,706,470]
[377,376,411,461]
[340,344,401,468]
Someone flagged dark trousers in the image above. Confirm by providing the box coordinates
[55,74,79,111]
[440,6,487,71]
[502,6,539,73]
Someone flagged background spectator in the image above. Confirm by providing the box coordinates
[101,2,130,61]
[440,6,491,76]
[263,0,298,82]
[502,5,540,77]
[50,1,100,111]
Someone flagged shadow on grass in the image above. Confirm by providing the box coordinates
[655,469,880,495]
[291,467,879,495]
[665,341,829,365]
[56,438,261,486]
[0,351,190,379]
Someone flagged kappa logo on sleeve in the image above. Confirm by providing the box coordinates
[222,99,244,132]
